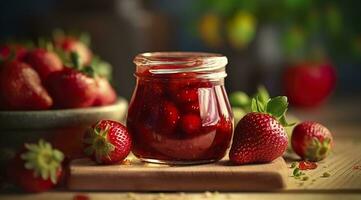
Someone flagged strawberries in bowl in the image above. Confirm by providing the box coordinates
[0,31,117,110]
[0,31,124,160]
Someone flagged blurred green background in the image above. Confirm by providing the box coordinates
[0,0,360,101]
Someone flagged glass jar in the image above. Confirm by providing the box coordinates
[127,52,233,165]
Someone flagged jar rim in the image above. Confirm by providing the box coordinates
[134,52,228,76]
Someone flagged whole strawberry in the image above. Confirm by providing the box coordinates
[8,140,64,193]
[83,120,132,165]
[46,67,97,108]
[291,121,333,161]
[24,48,63,80]
[0,60,53,110]
[55,36,92,66]
[229,88,291,165]
[93,77,117,106]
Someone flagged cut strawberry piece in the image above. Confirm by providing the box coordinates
[299,161,318,170]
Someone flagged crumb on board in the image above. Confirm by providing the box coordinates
[322,172,331,177]
[126,192,138,200]
[352,165,361,170]
[122,159,132,165]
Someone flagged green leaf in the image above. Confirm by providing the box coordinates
[266,96,288,118]
[251,98,258,112]
[257,85,270,104]
[90,56,113,81]
[279,115,296,127]
[229,91,250,109]
[70,52,81,70]
[81,66,96,78]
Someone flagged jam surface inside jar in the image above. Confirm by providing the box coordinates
[127,52,233,164]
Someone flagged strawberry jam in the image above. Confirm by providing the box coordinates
[127,52,233,164]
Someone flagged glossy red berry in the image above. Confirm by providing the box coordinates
[230,112,288,165]
[180,114,202,136]
[291,121,333,161]
[83,120,132,165]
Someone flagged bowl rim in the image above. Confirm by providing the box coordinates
[0,97,128,130]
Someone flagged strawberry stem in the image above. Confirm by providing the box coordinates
[250,86,294,127]
[305,138,332,161]
[20,140,64,184]
[83,124,115,164]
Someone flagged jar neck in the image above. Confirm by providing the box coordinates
[134,52,228,80]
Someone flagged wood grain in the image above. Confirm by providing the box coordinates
[286,139,361,191]
[67,157,288,191]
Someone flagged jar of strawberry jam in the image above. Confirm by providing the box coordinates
[127,52,233,164]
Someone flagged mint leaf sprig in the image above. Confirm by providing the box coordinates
[250,86,295,127]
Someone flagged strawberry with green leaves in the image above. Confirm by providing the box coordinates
[53,30,92,66]
[45,53,97,108]
[83,120,132,165]
[229,88,292,165]
[291,121,333,161]
[8,140,64,193]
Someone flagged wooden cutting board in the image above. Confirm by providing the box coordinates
[67,156,288,191]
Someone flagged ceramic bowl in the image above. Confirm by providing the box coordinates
[0,97,128,158]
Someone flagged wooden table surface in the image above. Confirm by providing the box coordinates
[1,97,361,199]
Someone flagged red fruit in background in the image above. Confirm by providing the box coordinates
[46,68,97,108]
[24,48,63,80]
[83,120,132,164]
[180,114,202,136]
[56,37,92,66]
[0,60,53,110]
[93,77,117,106]
[291,121,333,161]
[7,140,64,193]
[229,112,288,165]
[0,44,27,61]
[283,61,336,107]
